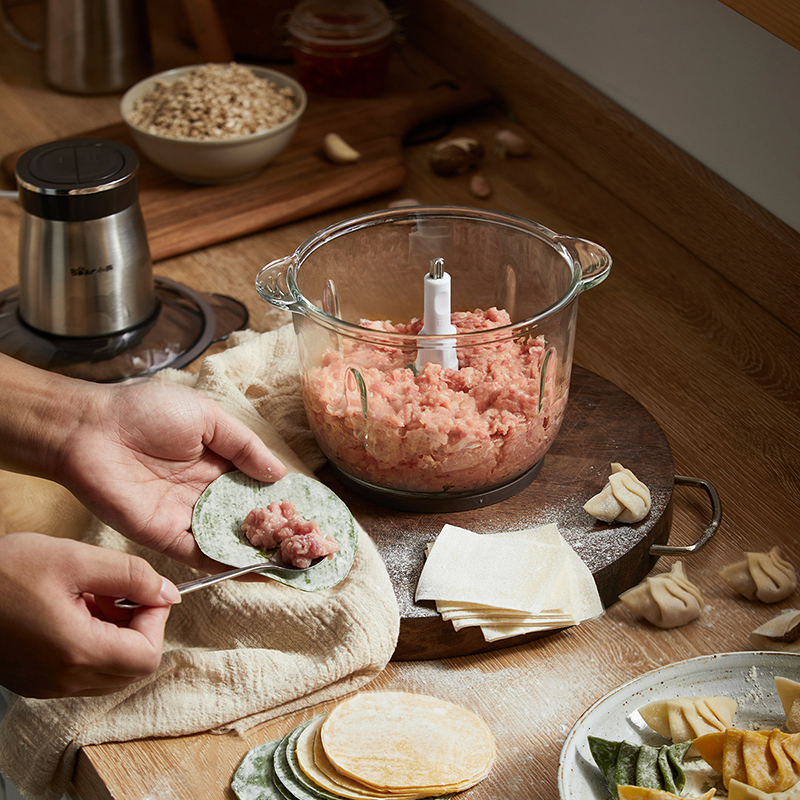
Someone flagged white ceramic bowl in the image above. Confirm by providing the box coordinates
[120,64,307,184]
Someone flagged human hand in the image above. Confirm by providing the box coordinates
[0,532,179,698]
[60,380,288,572]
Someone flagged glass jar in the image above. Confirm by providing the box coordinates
[286,0,395,97]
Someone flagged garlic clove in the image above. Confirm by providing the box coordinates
[469,174,492,198]
[323,133,361,164]
[495,129,531,158]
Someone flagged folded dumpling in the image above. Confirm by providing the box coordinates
[638,696,737,755]
[776,676,800,733]
[619,561,703,628]
[584,463,652,524]
[750,609,800,652]
[727,778,800,799]
[719,547,796,603]
[694,728,800,793]
[588,736,691,800]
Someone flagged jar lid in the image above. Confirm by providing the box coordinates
[287,0,394,45]
[15,138,140,221]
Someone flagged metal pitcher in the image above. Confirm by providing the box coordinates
[0,0,152,94]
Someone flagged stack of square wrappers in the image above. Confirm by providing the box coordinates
[415,523,604,642]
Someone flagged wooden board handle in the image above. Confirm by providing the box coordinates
[381,80,497,135]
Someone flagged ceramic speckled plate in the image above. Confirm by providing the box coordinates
[192,471,358,592]
[558,651,800,800]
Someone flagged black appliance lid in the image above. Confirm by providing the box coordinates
[15,138,140,221]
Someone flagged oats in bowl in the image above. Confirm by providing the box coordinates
[121,63,307,183]
[128,63,297,141]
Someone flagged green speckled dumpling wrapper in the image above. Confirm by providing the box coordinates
[232,740,282,800]
[192,471,357,591]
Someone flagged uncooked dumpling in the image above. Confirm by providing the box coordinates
[638,696,736,755]
[728,779,800,800]
[694,728,800,793]
[750,609,800,652]
[719,546,796,603]
[619,561,703,628]
[584,463,651,524]
[776,676,800,733]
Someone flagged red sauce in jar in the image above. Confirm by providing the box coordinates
[287,0,395,97]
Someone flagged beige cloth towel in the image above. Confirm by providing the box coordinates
[0,326,401,800]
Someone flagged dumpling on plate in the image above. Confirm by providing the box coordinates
[619,561,704,628]
[588,736,691,800]
[638,696,736,755]
[776,676,800,733]
[584,463,652,524]
[727,778,800,799]
[719,546,796,603]
[694,728,800,793]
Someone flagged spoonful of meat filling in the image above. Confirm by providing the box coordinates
[116,499,338,608]
[240,499,340,567]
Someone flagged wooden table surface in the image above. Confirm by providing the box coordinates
[1,2,799,800]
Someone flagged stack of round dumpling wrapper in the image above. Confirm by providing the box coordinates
[233,692,496,800]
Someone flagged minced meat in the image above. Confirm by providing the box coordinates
[303,307,566,494]
[241,500,339,568]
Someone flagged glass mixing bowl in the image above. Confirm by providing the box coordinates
[256,206,611,511]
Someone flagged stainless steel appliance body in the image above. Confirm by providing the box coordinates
[15,138,157,338]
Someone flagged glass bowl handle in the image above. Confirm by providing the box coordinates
[556,236,612,292]
[256,257,298,311]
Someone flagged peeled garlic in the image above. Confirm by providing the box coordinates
[469,174,491,198]
[323,133,361,164]
[495,129,530,157]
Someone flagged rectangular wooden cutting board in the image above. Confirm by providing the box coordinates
[2,80,493,262]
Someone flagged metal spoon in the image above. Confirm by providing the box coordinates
[114,555,322,609]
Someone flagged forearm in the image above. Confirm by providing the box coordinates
[0,354,285,566]
[0,354,100,482]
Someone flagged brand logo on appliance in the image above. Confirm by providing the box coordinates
[70,264,113,277]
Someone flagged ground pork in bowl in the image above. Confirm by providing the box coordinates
[120,62,306,184]
[256,206,611,511]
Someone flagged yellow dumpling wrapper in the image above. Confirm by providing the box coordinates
[727,778,800,799]
[295,716,423,800]
[695,729,800,792]
[318,691,495,794]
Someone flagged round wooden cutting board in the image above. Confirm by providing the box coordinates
[319,366,682,661]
